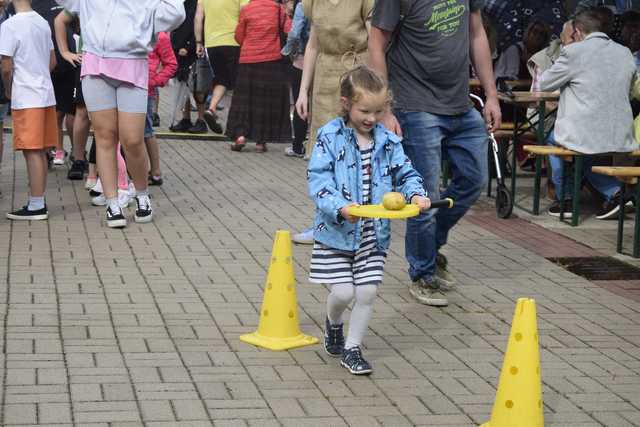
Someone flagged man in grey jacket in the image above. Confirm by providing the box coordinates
[540,9,638,219]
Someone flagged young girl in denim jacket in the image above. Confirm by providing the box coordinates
[307,66,430,375]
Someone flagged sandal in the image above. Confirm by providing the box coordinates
[203,109,224,134]
[256,143,267,153]
[231,136,246,152]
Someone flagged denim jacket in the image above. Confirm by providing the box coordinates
[281,3,309,57]
[308,118,426,252]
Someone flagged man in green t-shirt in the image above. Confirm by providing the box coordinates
[194,0,248,134]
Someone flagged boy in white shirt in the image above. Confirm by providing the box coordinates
[0,0,58,220]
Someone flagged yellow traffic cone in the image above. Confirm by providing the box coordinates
[481,298,544,427]
[240,230,319,351]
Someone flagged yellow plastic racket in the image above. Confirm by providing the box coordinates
[347,204,420,219]
[347,198,454,220]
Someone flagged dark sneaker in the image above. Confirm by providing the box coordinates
[547,200,573,218]
[106,206,127,228]
[324,318,345,357]
[152,113,160,127]
[7,206,48,221]
[596,195,624,220]
[340,346,372,375]
[203,109,223,134]
[408,279,448,307]
[169,118,192,132]
[67,160,86,180]
[188,119,208,134]
[435,252,455,291]
[134,195,153,223]
[148,175,163,186]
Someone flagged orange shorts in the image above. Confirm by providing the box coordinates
[12,106,58,151]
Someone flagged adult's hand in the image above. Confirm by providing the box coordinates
[196,43,205,58]
[483,96,502,132]
[296,92,309,121]
[382,111,403,137]
[178,48,188,57]
[61,51,82,67]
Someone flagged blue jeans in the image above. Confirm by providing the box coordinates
[396,108,488,282]
[547,132,620,202]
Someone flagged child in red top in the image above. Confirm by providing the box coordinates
[145,32,177,186]
[226,0,292,153]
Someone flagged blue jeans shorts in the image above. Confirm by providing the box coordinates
[145,96,156,139]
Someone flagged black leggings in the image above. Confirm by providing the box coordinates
[289,65,307,154]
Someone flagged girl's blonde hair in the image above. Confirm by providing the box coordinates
[339,65,392,117]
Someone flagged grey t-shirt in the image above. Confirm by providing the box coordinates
[372,0,485,115]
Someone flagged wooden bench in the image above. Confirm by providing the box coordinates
[523,145,584,225]
[524,147,640,227]
[591,167,640,257]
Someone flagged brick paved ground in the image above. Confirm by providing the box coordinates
[0,98,639,426]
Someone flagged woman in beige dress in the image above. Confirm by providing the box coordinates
[296,0,375,155]
[292,0,374,244]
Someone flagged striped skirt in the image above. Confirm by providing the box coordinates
[309,221,387,286]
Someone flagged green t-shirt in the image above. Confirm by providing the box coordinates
[199,0,249,48]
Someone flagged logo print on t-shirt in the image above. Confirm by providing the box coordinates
[425,0,466,38]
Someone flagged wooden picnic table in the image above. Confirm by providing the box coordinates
[470,78,532,89]
[496,91,560,215]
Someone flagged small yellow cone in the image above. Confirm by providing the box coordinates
[480,298,544,427]
[240,230,319,351]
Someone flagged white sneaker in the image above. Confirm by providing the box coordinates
[118,189,133,208]
[292,227,314,245]
[92,178,103,194]
[85,177,97,190]
[53,149,65,165]
[91,194,107,206]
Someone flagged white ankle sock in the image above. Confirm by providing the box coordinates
[28,196,45,211]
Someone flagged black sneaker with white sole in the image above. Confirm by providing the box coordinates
[324,318,344,357]
[106,206,127,228]
[595,192,631,220]
[6,206,48,221]
[547,200,573,218]
[134,195,153,223]
[340,346,372,375]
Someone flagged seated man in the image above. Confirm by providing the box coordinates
[540,9,638,219]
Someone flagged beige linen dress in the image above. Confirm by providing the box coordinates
[302,0,374,153]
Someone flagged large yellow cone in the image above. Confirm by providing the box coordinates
[481,298,544,427]
[240,230,319,351]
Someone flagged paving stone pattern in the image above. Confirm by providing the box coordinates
[0,131,639,426]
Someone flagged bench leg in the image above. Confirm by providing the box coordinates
[533,155,542,215]
[617,184,626,254]
[634,184,640,258]
[571,156,582,227]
